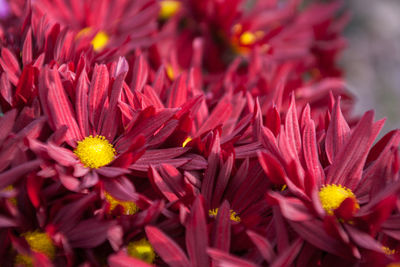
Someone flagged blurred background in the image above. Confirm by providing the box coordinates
[342,0,400,133]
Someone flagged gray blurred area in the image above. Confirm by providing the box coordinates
[341,0,400,132]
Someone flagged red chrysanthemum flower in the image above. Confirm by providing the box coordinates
[260,97,400,261]
[32,0,159,54]
[29,57,182,191]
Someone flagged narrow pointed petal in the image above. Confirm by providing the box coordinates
[88,64,109,130]
[285,95,302,159]
[271,238,303,267]
[166,73,188,108]
[39,67,82,144]
[108,251,153,267]
[212,201,231,252]
[325,98,350,163]
[68,219,114,248]
[75,68,90,137]
[201,133,220,204]
[212,154,234,207]
[0,160,40,189]
[186,196,210,267]
[145,226,190,267]
[207,248,258,267]
[326,111,375,189]
[247,230,276,263]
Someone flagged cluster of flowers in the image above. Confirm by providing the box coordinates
[0,0,399,266]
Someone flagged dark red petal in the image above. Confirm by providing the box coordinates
[211,154,233,207]
[130,54,148,92]
[344,224,384,253]
[88,64,109,130]
[108,251,153,267]
[207,248,258,267]
[68,219,114,248]
[166,73,188,108]
[145,226,190,267]
[196,95,232,137]
[0,109,17,145]
[302,120,324,190]
[22,28,32,66]
[258,151,286,185]
[212,201,231,252]
[325,97,350,163]
[39,67,82,145]
[247,230,276,263]
[290,220,354,259]
[267,192,313,221]
[271,238,303,267]
[100,67,127,140]
[75,68,90,137]
[186,196,210,267]
[149,166,179,202]
[52,192,97,233]
[285,95,302,159]
[0,160,40,189]
[201,133,220,204]
[326,111,375,189]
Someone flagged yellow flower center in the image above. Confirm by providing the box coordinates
[74,135,116,169]
[209,208,241,222]
[76,28,109,51]
[127,238,156,264]
[319,184,359,215]
[383,246,396,256]
[387,263,400,267]
[182,137,192,147]
[159,1,181,20]
[15,231,55,266]
[91,31,109,51]
[239,32,257,46]
[105,192,138,215]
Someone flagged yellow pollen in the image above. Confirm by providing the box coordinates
[182,137,192,147]
[239,31,257,46]
[3,185,17,205]
[105,192,138,215]
[166,64,175,80]
[159,1,181,20]
[74,135,116,169]
[127,238,156,264]
[319,184,359,215]
[91,31,109,51]
[76,28,109,51]
[383,246,396,256]
[387,263,400,267]
[76,27,91,39]
[15,231,55,266]
[209,208,241,222]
